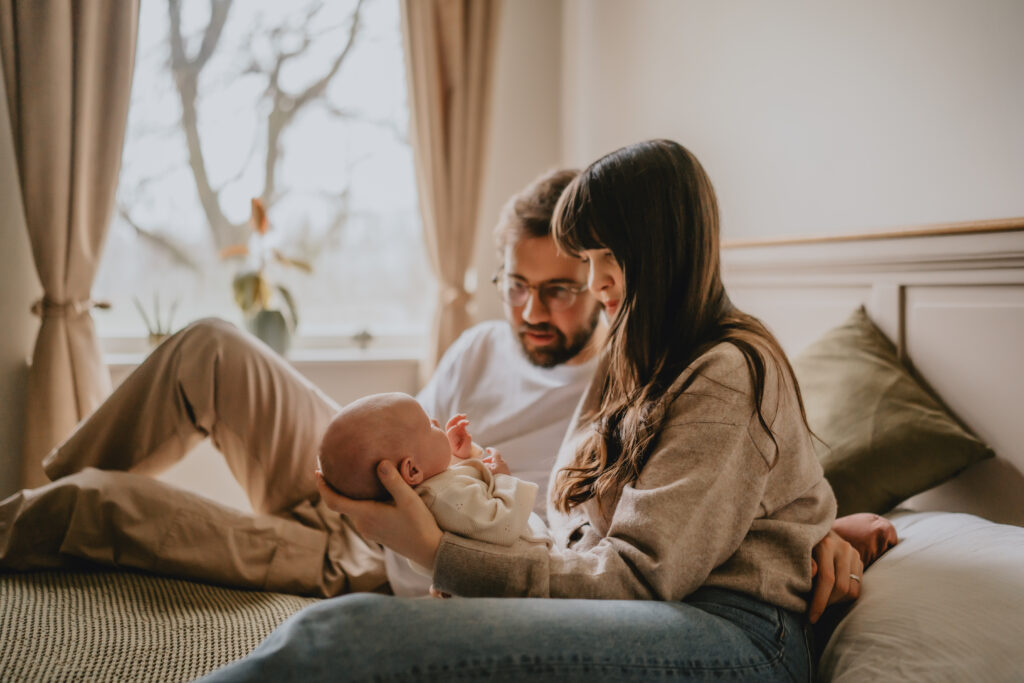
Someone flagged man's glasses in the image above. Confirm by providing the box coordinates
[492,271,588,312]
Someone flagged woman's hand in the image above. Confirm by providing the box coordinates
[807,530,864,624]
[315,461,443,571]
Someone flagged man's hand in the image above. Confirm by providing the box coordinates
[807,530,864,624]
[445,414,475,460]
[833,513,899,566]
[481,447,510,475]
[315,462,443,571]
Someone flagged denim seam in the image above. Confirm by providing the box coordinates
[687,598,788,669]
[378,649,793,681]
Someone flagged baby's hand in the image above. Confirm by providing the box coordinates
[481,447,510,476]
[445,414,475,460]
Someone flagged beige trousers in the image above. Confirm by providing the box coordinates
[0,319,386,597]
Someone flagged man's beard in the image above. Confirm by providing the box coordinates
[516,305,601,368]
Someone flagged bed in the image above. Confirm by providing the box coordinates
[1,220,1022,681]
[724,219,1024,681]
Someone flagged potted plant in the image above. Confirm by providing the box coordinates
[133,293,179,348]
[220,198,310,354]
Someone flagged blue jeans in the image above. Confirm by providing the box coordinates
[199,588,812,682]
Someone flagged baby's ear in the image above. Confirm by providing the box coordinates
[398,457,424,486]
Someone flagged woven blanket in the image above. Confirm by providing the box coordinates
[0,570,319,682]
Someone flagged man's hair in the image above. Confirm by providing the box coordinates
[494,168,579,254]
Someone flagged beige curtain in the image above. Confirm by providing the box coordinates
[1,0,139,487]
[401,0,501,369]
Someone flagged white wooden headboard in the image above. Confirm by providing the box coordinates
[721,219,1024,527]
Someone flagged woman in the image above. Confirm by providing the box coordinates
[202,141,849,681]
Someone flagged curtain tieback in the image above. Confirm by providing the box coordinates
[31,297,111,318]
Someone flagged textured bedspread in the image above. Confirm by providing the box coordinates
[0,570,318,682]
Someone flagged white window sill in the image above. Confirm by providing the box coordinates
[103,339,424,407]
[103,346,423,370]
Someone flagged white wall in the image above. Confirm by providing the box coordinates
[471,0,564,324]
[560,0,1024,240]
[0,75,41,499]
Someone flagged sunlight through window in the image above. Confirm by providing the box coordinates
[95,0,432,351]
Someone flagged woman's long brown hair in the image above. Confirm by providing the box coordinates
[551,139,811,513]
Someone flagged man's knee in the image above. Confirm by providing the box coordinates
[179,317,243,347]
[174,317,266,362]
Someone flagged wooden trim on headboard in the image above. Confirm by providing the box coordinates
[720,226,1024,525]
[721,220,1024,274]
[722,216,1024,249]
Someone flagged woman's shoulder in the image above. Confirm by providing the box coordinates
[663,341,788,420]
[676,341,757,394]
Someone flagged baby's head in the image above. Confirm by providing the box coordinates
[318,392,451,500]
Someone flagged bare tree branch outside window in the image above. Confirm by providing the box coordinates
[96,0,430,343]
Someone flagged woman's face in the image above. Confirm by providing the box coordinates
[579,248,623,320]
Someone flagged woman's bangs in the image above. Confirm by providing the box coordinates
[552,183,608,256]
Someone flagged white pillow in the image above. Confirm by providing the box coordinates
[819,511,1024,682]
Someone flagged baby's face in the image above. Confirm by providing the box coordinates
[399,401,452,480]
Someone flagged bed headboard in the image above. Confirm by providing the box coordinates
[721,219,1024,526]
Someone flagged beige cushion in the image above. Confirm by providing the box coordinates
[0,570,319,682]
[792,307,993,516]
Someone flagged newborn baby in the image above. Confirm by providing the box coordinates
[317,392,550,569]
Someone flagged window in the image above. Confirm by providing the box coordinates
[94,0,433,350]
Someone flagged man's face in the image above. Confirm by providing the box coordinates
[501,236,602,368]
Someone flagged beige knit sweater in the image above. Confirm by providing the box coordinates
[432,342,837,612]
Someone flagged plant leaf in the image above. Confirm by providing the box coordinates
[219,244,250,260]
[276,284,298,331]
[255,273,272,309]
[232,271,261,313]
[251,198,269,235]
[133,296,155,335]
[165,299,179,333]
[272,248,313,273]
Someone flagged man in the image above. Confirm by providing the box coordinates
[387,169,605,594]
[0,169,601,599]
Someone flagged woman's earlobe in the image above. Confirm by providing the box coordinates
[399,458,424,486]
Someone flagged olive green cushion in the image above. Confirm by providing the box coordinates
[792,307,993,516]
